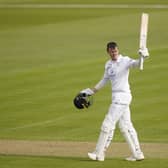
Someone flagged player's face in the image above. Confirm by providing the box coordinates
[108,47,119,61]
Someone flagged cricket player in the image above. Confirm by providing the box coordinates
[81,42,149,161]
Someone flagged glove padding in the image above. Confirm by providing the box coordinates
[80,88,94,96]
[138,47,149,59]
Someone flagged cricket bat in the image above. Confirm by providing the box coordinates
[139,13,149,70]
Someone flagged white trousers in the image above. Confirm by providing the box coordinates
[95,92,142,158]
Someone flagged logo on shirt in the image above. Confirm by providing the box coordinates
[108,68,116,79]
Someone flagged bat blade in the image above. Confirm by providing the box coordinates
[139,13,149,70]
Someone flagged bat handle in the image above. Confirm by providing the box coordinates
[140,56,144,70]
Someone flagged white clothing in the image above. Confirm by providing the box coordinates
[91,55,143,161]
[94,55,139,95]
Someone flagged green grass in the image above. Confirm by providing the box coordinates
[0,155,168,168]
[0,1,167,168]
[0,7,168,142]
[0,0,168,4]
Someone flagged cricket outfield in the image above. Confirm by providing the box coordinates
[0,0,168,167]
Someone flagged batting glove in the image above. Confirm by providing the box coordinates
[80,88,94,96]
[138,47,149,59]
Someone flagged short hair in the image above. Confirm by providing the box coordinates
[106,42,118,51]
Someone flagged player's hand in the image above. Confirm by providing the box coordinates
[138,47,149,59]
[80,88,94,96]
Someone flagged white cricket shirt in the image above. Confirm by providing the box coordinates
[95,55,139,94]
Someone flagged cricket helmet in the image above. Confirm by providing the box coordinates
[73,92,93,109]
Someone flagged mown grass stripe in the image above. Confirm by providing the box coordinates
[0,4,168,9]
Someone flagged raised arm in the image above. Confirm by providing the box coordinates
[128,48,149,69]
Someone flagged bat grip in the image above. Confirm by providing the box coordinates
[140,56,144,70]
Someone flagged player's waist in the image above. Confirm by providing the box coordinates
[112,91,132,105]
[112,90,131,94]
